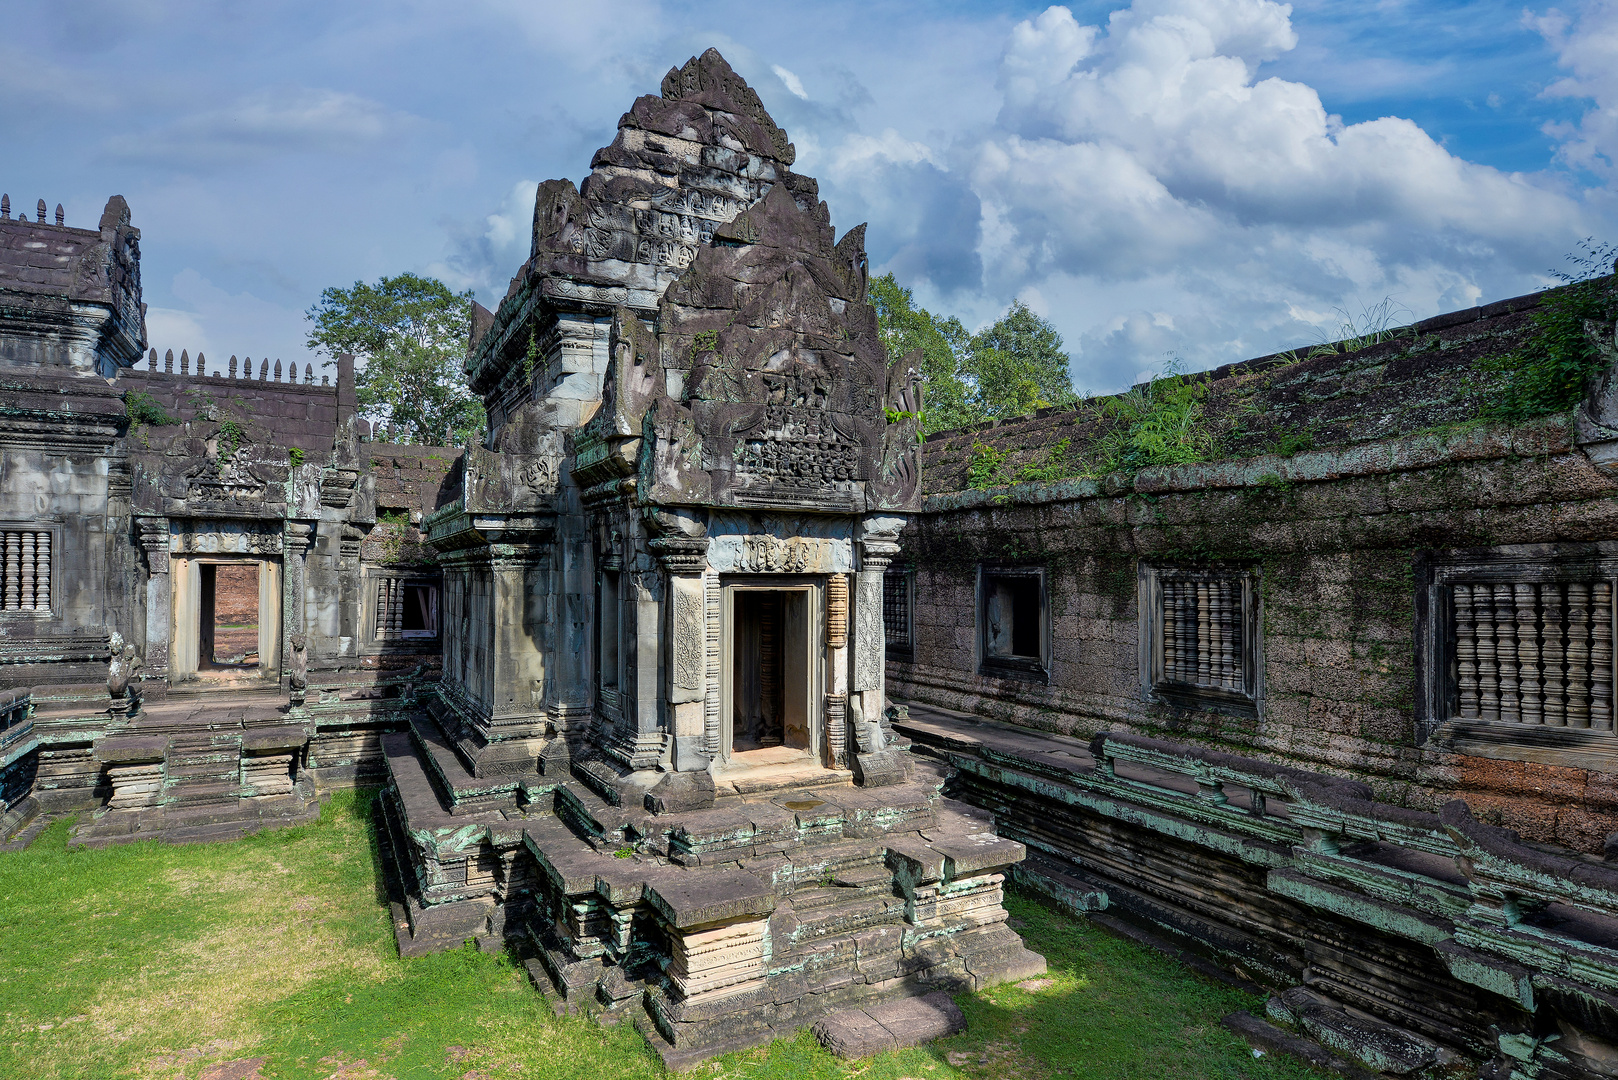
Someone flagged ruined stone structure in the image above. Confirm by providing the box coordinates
[0,193,454,847]
[376,50,1041,1066]
[888,286,1618,1077]
[12,45,1618,1080]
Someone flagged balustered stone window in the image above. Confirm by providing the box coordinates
[883,568,914,660]
[978,566,1049,682]
[0,527,53,617]
[1419,552,1618,766]
[1139,564,1260,715]
[372,577,439,641]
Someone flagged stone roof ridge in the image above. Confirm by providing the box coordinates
[129,348,328,387]
[658,48,795,166]
[1,194,66,229]
[924,286,1552,445]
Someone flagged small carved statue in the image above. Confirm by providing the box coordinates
[106,632,143,716]
[289,634,308,704]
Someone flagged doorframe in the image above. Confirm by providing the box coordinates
[170,555,282,681]
[718,576,824,766]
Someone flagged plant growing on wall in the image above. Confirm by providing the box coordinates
[123,390,176,427]
[1091,363,1215,473]
[1481,240,1618,421]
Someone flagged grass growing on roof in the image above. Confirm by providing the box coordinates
[0,792,1327,1080]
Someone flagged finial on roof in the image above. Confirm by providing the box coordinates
[147,348,157,371]
[54,204,63,226]
[36,199,45,223]
[273,359,281,381]
[1,195,9,219]
[179,349,189,375]
[164,348,173,373]
[304,363,312,384]
[322,374,329,386]
[259,358,268,380]
[196,352,206,377]
[229,355,238,379]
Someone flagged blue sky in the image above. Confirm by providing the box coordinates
[4,0,1615,393]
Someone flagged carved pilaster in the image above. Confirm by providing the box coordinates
[283,521,313,686]
[136,516,170,679]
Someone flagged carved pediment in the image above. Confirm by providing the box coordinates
[184,456,266,507]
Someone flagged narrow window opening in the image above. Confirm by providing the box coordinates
[979,568,1049,681]
[883,569,913,658]
[598,570,620,690]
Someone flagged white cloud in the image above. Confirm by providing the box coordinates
[103,88,420,166]
[150,269,315,373]
[429,179,540,298]
[948,1,1593,388]
[1532,1,1618,178]
[772,64,808,100]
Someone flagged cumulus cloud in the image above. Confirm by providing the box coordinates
[103,88,420,166]
[1533,2,1618,179]
[935,0,1594,388]
[430,179,541,297]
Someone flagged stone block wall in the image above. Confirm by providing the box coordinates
[894,417,1618,852]
[891,283,1618,855]
[119,356,346,455]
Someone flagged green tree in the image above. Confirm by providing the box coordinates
[968,299,1078,420]
[305,272,484,446]
[869,273,979,433]
[870,274,1079,430]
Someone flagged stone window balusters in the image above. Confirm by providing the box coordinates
[1,530,51,614]
[1161,576,1243,691]
[1449,580,1614,731]
[882,569,911,656]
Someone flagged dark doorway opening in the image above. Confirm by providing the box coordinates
[731,590,810,755]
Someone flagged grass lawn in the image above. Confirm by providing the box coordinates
[0,791,1327,1080]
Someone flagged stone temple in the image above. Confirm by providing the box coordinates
[7,46,1618,1078]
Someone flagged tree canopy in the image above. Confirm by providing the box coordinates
[870,273,1078,433]
[305,272,484,446]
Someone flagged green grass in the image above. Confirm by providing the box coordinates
[0,792,1327,1080]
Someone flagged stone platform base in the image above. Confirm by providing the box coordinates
[69,785,321,847]
[379,721,1045,1067]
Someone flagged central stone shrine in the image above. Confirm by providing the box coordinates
[378,49,1042,1065]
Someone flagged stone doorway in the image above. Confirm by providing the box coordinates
[722,583,819,767]
[171,556,281,683]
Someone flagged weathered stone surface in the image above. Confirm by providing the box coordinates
[812,990,964,1059]
[647,769,716,813]
[906,705,1618,1079]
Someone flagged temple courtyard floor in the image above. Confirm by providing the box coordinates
[0,791,1328,1080]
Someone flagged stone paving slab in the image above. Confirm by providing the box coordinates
[812,990,965,1058]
